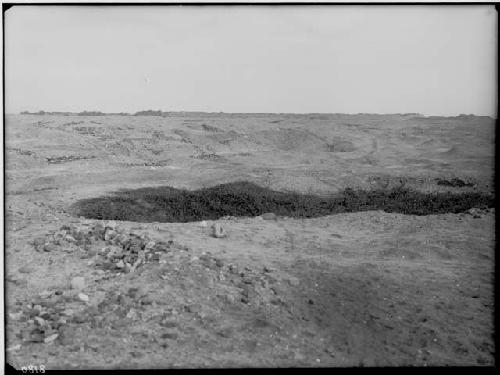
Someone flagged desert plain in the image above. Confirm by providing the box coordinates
[4,112,495,368]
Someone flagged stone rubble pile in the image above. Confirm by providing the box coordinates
[32,221,189,274]
[13,220,292,350]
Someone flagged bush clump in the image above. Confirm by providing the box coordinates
[73,181,494,223]
[436,177,475,188]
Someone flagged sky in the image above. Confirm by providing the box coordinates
[4,5,498,116]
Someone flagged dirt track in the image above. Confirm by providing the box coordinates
[5,113,495,368]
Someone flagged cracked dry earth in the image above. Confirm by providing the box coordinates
[4,113,495,368]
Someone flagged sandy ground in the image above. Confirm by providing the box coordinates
[4,113,495,368]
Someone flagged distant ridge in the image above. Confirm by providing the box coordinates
[17,110,494,120]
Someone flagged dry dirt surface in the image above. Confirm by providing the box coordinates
[4,113,495,368]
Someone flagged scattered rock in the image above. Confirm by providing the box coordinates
[104,228,117,242]
[144,240,156,250]
[6,344,21,352]
[43,243,58,252]
[126,309,139,320]
[216,327,234,338]
[212,223,227,238]
[65,235,76,243]
[184,304,202,313]
[161,332,178,340]
[92,291,107,305]
[71,312,87,324]
[105,220,118,230]
[140,296,154,305]
[468,208,482,218]
[70,277,85,291]
[61,308,74,316]
[78,293,89,303]
[18,265,34,274]
[44,333,59,343]
[32,238,46,251]
[39,290,54,299]
[261,212,277,220]
[160,321,178,328]
[220,294,237,304]
[9,312,23,321]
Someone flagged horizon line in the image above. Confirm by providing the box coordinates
[9,110,497,119]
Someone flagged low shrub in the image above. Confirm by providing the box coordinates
[73,181,494,223]
[436,177,475,188]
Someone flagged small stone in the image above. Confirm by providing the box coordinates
[144,240,156,250]
[127,287,142,299]
[140,296,153,305]
[184,304,201,313]
[200,221,208,228]
[217,327,233,338]
[34,316,45,326]
[104,229,117,242]
[71,276,85,291]
[212,223,227,238]
[6,344,21,352]
[65,235,76,243]
[72,312,86,324]
[126,309,138,320]
[8,312,23,321]
[160,321,178,328]
[215,258,225,267]
[55,290,63,295]
[33,238,45,250]
[61,309,74,316]
[18,265,34,274]
[105,220,118,230]
[116,260,125,268]
[261,212,277,220]
[44,243,58,252]
[78,293,89,302]
[92,291,107,305]
[288,277,300,287]
[44,333,59,343]
[161,332,178,340]
[221,294,236,304]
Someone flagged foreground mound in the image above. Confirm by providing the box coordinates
[72,181,494,223]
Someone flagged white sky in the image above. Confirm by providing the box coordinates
[4,5,498,116]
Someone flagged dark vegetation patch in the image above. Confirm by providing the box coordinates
[46,155,96,164]
[201,124,222,132]
[435,177,475,188]
[72,181,495,223]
